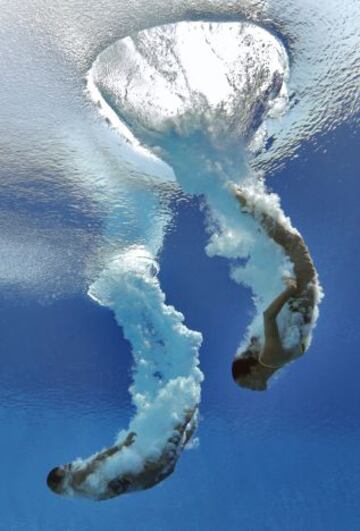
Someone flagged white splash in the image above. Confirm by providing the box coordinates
[50,19,323,500]
[83,246,203,497]
[89,19,319,351]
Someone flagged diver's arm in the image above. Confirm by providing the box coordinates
[261,286,296,366]
[262,313,283,366]
[263,284,296,320]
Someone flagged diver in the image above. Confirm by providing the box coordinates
[231,186,319,391]
[47,432,137,498]
[47,409,196,500]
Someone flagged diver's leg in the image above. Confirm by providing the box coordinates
[233,186,316,288]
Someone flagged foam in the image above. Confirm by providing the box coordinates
[59,246,203,498]
[51,20,323,500]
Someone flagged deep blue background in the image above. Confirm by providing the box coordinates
[0,121,359,530]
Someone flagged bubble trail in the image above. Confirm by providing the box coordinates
[48,20,322,500]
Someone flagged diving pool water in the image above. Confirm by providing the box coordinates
[0,0,360,528]
[1,121,359,529]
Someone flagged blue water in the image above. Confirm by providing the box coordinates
[0,118,359,529]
